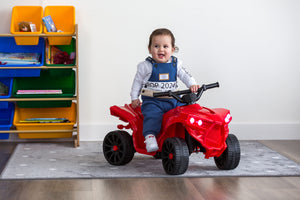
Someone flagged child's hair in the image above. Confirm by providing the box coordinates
[148,28,176,49]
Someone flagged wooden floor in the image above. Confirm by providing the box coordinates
[0,140,299,200]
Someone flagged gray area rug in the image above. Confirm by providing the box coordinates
[1,141,300,179]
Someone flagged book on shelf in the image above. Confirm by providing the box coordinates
[16,90,63,94]
[0,52,40,62]
[0,60,40,65]
[45,39,50,64]
[29,23,37,32]
[42,15,57,32]
[20,118,70,123]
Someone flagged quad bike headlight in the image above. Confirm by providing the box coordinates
[189,117,195,124]
[197,119,203,126]
[187,116,203,127]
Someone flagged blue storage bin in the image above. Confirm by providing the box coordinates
[0,78,13,98]
[0,102,14,139]
[0,78,13,109]
[0,37,44,77]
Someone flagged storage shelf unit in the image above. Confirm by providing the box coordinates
[0,66,77,69]
[0,24,80,147]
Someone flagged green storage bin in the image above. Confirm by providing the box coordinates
[45,38,76,76]
[45,38,76,66]
[12,69,75,108]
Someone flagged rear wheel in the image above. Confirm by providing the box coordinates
[103,130,134,165]
[161,137,189,175]
[214,134,240,170]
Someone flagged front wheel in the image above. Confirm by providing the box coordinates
[103,130,135,165]
[214,134,240,170]
[161,137,189,175]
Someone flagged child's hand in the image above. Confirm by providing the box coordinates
[190,85,200,93]
[131,99,142,109]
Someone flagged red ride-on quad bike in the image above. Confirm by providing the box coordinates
[103,82,240,175]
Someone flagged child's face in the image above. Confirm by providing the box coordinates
[148,35,175,63]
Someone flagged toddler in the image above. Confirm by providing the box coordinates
[130,28,199,152]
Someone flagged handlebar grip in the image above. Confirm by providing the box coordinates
[153,91,171,97]
[203,82,219,90]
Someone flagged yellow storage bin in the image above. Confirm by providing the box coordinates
[43,6,75,45]
[13,103,77,139]
[10,6,43,45]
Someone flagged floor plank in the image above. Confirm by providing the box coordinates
[0,140,300,200]
[0,143,16,173]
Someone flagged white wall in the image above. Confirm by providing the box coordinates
[1,0,299,140]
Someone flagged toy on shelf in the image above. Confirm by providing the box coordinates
[18,21,36,32]
[102,82,241,175]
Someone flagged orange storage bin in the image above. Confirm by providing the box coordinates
[13,103,77,139]
[43,6,75,45]
[10,6,43,45]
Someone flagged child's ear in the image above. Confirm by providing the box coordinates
[172,47,175,53]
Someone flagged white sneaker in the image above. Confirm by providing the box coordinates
[144,134,159,152]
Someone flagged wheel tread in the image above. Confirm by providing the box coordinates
[162,137,189,175]
[214,134,240,170]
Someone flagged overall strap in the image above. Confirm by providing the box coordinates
[171,56,177,67]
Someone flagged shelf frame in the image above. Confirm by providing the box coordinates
[0,97,77,101]
[0,66,77,69]
[0,128,77,134]
[0,24,80,147]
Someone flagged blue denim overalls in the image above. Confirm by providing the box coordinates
[141,56,184,137]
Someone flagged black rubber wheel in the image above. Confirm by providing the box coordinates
[153,152,162,159]
[103,130,134,165]
[161,137,189,175]
[214,134,240,170]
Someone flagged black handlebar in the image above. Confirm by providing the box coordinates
[153,82,219,104]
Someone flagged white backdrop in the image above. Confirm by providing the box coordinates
[1,0,299,140]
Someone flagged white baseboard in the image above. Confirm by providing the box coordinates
[79,123,117,141]
[230,123,300,140]
[79,123,300,141]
